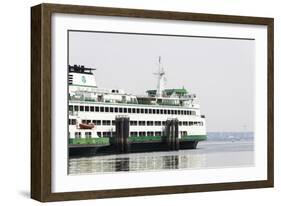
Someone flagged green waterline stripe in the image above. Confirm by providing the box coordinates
[69,135,207,145]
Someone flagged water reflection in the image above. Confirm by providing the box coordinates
[68,151,206,175]
[69,141,255,175]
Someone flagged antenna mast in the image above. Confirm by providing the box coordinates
[154,56,166,97]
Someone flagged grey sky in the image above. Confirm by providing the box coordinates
[68,31,255,132]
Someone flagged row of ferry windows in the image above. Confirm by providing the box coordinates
[69,119,204,126]
[69,105,196,116]
[73,131,189,138]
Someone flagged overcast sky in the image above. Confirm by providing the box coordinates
[68,31,255,132]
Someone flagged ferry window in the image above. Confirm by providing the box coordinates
[128,108,132,113]
[107,120,110,125]
[105,107,109,112]
[82,119,86,123]
[179,121,182,126]
[139,131,146,136]
[184,110,187,115]
[85,132,91,138]
[85,106,89,112]
[145,109,148,113]
[95,106,100,112]
[155,121,161,126]
[124,108,127,113]
[90,106,94,112]
[177,110,180,115]
[136,108,140,113]
[167,110,171,114]
[132,108,136,113]
[155,131,161,136]
[156,109,159,114]
[92,120,97,124]
[149,109,152,114]
[74,105,78,111]
[153,109,156,114]
[72,119,76,125]
[68,119,71,125]
[164,110,167,114]
[147,131,154,136]
[138,121,145,126]
[109,107,113,112]
[112,120,115,125]
[147,121,153,126]
[97,132,101,137]
[183,131,187,136]
[130,121,137,126]
[130,132,137,136]
[86,120,91,124]
[75,132,81,139]
[69,105,73,112]
[119,108,123,113]
[160,109,163,114]
[80,106,84,111]
[96,120,101,125]
[103,132,110,137]
[100,107,104,112]
[140,108,144,113]
[102,120,107,125]
[114,107,118,112]
[162,121,166,126]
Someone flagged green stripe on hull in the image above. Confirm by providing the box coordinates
[69,135,207,145]
[129,136,162,142]
[181,135,207,141]
[69,137,109,145]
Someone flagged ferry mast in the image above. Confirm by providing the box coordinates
[154,56,166,97]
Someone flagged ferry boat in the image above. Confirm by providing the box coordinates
[68,57,207,150]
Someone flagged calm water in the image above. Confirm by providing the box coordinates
[69,133,254,175]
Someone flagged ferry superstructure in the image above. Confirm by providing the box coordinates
[68,58,207,149]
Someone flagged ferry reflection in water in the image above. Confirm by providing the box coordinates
[68,151,206,174]
[68,140,254,175]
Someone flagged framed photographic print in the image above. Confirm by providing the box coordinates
[31,3,274,202]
